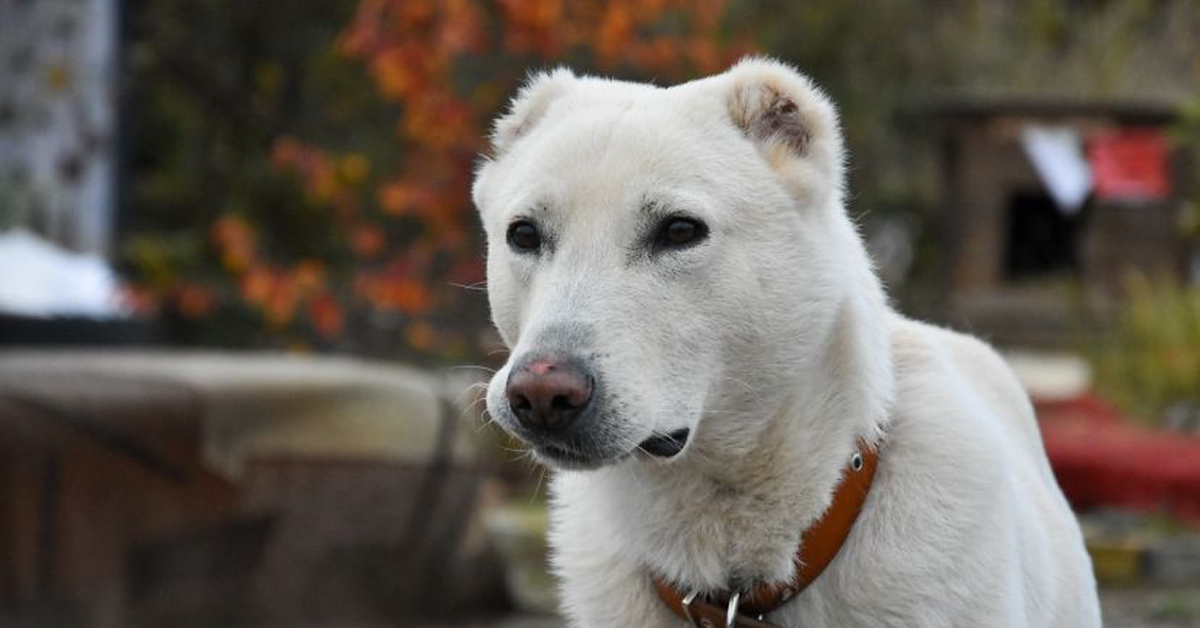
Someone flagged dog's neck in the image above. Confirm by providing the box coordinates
[560,282,895,593]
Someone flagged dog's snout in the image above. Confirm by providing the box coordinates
[506,356,593,432]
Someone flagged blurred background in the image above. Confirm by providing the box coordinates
[1,0,1200,626]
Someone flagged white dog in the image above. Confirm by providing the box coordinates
[472,58,1101,628]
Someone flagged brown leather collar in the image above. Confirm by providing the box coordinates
[653,438,880,628]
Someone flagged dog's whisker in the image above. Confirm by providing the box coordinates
[447,364,497,374]
[464,399,496,431]
[714,374,757,394]
[531,466,549,504]
[475,411,502,434]
[449,281,488,292]
[460,392,490,417]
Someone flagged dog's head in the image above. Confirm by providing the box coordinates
[472,58,870,470]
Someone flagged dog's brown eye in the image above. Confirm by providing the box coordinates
[654,217,708,250]
[507,221,542,253]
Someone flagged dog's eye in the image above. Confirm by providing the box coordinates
[507,220,542,253]
[653,216,708,250]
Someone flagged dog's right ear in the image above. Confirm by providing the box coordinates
[491,68,576,156]
[721,57,845,208]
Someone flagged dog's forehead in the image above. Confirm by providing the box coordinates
[544,105,700,184]
[494,101,737,222]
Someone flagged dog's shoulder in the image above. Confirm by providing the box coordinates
[886,315,1046,460]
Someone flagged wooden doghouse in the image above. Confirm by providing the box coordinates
[925,99,1192,347]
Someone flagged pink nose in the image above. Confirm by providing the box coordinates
[506,357,593,431]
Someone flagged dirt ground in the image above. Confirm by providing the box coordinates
[421,585,1200,627]
[1101,586,1200,628]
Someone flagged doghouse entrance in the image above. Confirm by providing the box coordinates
[1003,190,1082,281]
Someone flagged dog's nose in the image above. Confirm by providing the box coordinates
[506,356,593,432]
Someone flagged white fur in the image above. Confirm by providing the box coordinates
[473,58,1100,627]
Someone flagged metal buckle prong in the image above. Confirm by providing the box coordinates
[725,591,742,628]
[681,590,700,624]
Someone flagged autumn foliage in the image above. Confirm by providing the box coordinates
[152,0,751,361]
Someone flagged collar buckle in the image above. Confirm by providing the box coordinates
[724,591,743,628]
[681,590,700,624]
[680,589,766,628]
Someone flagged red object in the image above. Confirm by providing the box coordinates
[1037,393,1200,521]
[1088,130,1171,202]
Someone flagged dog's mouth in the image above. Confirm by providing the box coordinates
[533,428,691,468]
[638,428,690,458]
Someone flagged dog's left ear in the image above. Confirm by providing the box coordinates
[723,57,844,206]
[490,68,576,156]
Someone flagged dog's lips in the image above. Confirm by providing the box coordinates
[532,429,690,469]
[516,421,691,468]
[638,428,690,458]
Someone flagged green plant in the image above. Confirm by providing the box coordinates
[1087,275,1200,426]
